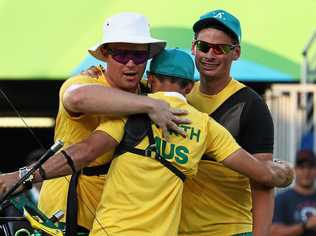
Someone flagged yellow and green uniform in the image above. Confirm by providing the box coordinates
[90,92,240,236]
[180,79,273,236]
[38,74,114,230]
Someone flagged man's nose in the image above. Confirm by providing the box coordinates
[125,58,137,67]
[205,47,218,58]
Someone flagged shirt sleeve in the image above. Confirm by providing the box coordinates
[95,117,126,143]
[241,96,274,154]
[59,75,106,120]
[205,117,241,162]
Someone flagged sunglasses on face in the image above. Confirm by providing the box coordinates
[105,47,148,65]
[194,40,238,55]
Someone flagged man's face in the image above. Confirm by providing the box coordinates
[295,163,316,189]
[192,28,240,80]
[101,43,149,92]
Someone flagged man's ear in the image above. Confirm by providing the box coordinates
[232,46,241,61]
[147,74,154,85]
[100,46,109,61]
[184,82,194,95]
[191,41,196,56]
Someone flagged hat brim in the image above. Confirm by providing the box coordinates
[193,18,239,42]
[88,36,166,61]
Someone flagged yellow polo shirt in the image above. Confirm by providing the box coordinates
[90,92,240,236]
[38,74,114,230]
[180,79,251,236]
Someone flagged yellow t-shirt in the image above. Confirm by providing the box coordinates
[90,92,240,236]
[180,79,252,236]
[38,74,115,230]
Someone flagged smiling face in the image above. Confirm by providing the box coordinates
[192,28,240,82]
[101,43,149,92]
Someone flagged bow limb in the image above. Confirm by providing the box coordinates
[0,87,110,236]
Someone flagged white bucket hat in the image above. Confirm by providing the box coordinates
[88,12,166,61]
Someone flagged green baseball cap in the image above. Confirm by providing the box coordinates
[193,9,241,43]
[149,48,195,81]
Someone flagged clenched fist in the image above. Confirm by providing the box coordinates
[270,159,294,188]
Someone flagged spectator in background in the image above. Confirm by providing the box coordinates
[271,150,316,236]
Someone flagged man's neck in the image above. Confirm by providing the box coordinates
[199,75,232,95]
[104,72,139,94]
[294,185,316,195]
[152,87,186,97]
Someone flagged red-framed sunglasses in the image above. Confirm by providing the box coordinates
[194,40,238,55]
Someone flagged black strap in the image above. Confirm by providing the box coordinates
[114,114,186,181]
[65,171,80,236]
[61,150,76,173]
[147,125,186,182]
[114,114,152,158]
[39,166,47,180]
[65,164,109,236]
[81,163,111,176]
[201,154,216,161]
[210,86,247,120]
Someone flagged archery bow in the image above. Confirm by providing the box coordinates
[0,87,110,236]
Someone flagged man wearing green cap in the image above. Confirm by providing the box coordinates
[179,9,275,236]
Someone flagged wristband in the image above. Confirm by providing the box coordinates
[39,166,47,180]
[61,150,76,173]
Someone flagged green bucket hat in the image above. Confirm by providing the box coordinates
[149,48,195,81]
[193,9,241,43]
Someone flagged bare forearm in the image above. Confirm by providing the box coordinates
[34,142,95,181]
[33,131,116,181]
[63,85,155,116]
[0,143,103,196]
[0,132,116,197]
[251,185,274,236]
[222,150,283,187]
[223,150,293,188]
[63,84,190,139]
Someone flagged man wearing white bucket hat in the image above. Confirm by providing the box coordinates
[89,13,165,62]
[0,13,190,235]
[34,12,181,235]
